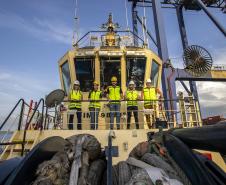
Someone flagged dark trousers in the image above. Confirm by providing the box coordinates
[68,108,82,130]
[89,107,100,130]
[127,106,139,129]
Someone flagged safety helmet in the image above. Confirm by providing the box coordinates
[74,80,80,85]
[111,76,117,82]
[128,81,135,85]
[146,79,152,83]
[93,81,99,85]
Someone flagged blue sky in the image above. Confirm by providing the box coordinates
[0,0,226,120]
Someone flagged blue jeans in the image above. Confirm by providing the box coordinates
[109,104,120,129]
[89,107,100,130]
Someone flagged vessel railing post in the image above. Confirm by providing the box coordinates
[107,132,113,185]
[0,98,25,130]
[21,98,44,156]
[44,106,48,130]
[18,100,25,130]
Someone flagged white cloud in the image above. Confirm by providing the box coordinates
[0,73,11,80]
[197,82,226,107]
[0,10,73,44]
[0,68,59,122]
[176,81,226,117]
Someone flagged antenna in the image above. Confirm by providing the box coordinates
[124,0,129,30]
[72,0,80,46]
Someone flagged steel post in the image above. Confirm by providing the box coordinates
[107,134,113,185]
[179,81,191,94]
[176,5,189,50]
[194,0,226,37]
[176,5,202,119]
[152,0,174,121]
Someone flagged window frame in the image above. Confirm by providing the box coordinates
[60,60,71,95]
[126,57,147,91]
[74,57,95,92]
[150,59,160,87]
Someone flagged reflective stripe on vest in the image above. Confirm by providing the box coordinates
[143,87,157,106]
[126,90,138,107]
[89,90,101,108]
[108,86,121,104]
[69,90,82,109]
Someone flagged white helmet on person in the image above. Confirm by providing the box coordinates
[146,79,152,83]
[128,80,135,85]
[74,80,80,85]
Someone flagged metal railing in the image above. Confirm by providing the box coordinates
[61,98,202,130]
[0,99,25,131]
[0,98,48,156]
[73,30,145,48]
[21,98,45,156]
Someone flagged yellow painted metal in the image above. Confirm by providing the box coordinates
[196,149,226,172]
[121,53,126,93]
[178,92,187,126]
[95,51,100,85]
[211,70,226,79]
[58,47,163,95]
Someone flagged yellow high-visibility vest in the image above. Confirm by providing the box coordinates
[69,90,82,109]
[89,90,101,109]
[108,86,121,104]
[126,90,138,107]
[143,87,157,106]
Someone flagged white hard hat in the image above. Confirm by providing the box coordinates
[129,81,135,85]
[146,79,152,83]
[74,80,80,85]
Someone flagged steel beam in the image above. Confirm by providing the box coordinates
[194,0,226,37]
[152,0,169,61]
[152,0,175,121]
[176,4,201,118]
[179,81,191,94]
[176,5,189,50]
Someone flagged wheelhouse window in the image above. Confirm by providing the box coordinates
[74,58,95,92]
[126,57,146,91]
[151,60,159,87]
[100,57,121,89]
[61,61,71,95]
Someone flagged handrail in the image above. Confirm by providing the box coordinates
[21,98,45,156]
[63,98,198,103]
[24,98,45,130]
[73,30,145,47]
[0,98,25,130]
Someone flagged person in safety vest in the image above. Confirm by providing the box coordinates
[125,80,140,129]
[68,80,83,130]
[106,76,123,129]
[141,79,162,128]
[88,81,102,130]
